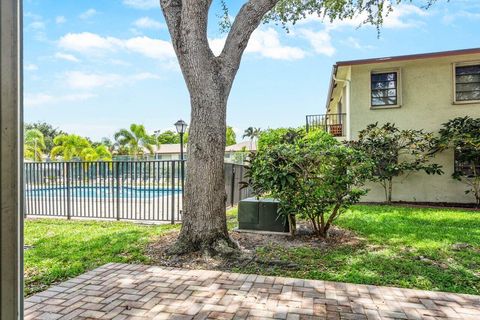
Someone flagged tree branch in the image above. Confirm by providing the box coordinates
[219,0,279,83]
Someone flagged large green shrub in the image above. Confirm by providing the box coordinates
[433,116,480,207]
[247,128,373,238]
[348,123,443,203]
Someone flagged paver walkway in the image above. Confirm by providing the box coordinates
[25,263,480,320]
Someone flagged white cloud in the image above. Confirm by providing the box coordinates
[25,93,96,107]
[210,28,306,60]
[65,72,122,89]
[208,38,226,56]
[300,3,428,30]
[56,16,66,24]
[25,64,38,71]
[246,28,306,60]
[290,3,428,57]
[442,10,480,25]
[341,37,375,50]
[343,37,362,49]
[55,52,80,63]
[382,4,429,29]
[64,71,161,90]
[297,29,335,56]
[58,32,121,54]
[123,36,175,60]
[58,32,175,61]
[110,59,131,66]
[25,12,47,41]
[133,17,164,29]
[79,9,97,20]
[123,0,158,10]
[60,29,304,63]
[131,72,162,81]
[28,21,45,30]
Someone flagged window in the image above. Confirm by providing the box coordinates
[371,71,399,107]
[454,150,480,177]
[455,63,480,102]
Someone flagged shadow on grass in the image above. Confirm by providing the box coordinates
[235,241,480,295]
[24,219,177,296]
[232,204,480,295]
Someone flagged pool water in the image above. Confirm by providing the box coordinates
[26,186,181,199]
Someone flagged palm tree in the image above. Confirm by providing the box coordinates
[80,145,112,161]
[114,124,156,159]
[242,127,261,150]
[24,129,46,161]
[50,134,91,161]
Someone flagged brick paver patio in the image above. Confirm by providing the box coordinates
[25,263,480,320]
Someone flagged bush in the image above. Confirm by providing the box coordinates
[433,116,480,207]
[247,128,373,238]
[348,123,443,202]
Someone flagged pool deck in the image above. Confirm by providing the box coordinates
[25,263,480,319]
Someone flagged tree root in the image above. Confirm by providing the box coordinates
[166,233,240,258]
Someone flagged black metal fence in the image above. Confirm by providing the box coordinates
[306,113,346,136]
[24,160,249,222]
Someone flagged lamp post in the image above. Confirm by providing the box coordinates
[174,119,188,200]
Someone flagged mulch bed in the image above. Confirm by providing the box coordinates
[145,222,362,272]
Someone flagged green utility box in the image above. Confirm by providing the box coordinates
[238,198,289,233]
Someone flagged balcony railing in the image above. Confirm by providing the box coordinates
[305,113,346,137]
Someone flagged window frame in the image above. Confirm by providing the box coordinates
[452,61,480,105]
[454,149,480,178]
[370,68,402,109]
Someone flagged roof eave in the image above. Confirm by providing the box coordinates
[336,47,480,67]
[325,64,338,113]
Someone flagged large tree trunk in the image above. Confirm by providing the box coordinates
[160,0,280,255]
[173,71,236,254]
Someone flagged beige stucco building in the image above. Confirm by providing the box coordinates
[307,48,480,203]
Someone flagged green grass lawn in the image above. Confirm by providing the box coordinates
[25,205,480,296]
[234,205,480,295]
[24,219,179,296]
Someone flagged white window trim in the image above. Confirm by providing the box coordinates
[452,60,480,105]
[370,68,402,109]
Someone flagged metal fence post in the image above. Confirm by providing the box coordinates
[116,162,121,221]
[230,165,235,207]
[171,161,175,224]
[66,162,71,219]
[181,159,185,205]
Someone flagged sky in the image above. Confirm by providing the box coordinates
[24,0,480,141]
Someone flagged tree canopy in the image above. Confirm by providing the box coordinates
[114,124,156,158]
[156,126,236,146]
[226,126,237,146]
[50,134,92,161]
[24,129,46,161]
[25,122,66,153]
[157,130,180,145]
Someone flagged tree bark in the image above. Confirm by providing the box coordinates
[387,178,393,203]
[173,67,233,254]
[160,0,280,254]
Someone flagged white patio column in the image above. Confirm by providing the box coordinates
[1,0,23,319]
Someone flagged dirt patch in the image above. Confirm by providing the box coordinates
[146,222,363,272]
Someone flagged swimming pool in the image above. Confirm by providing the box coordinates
[26,186,181,199]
